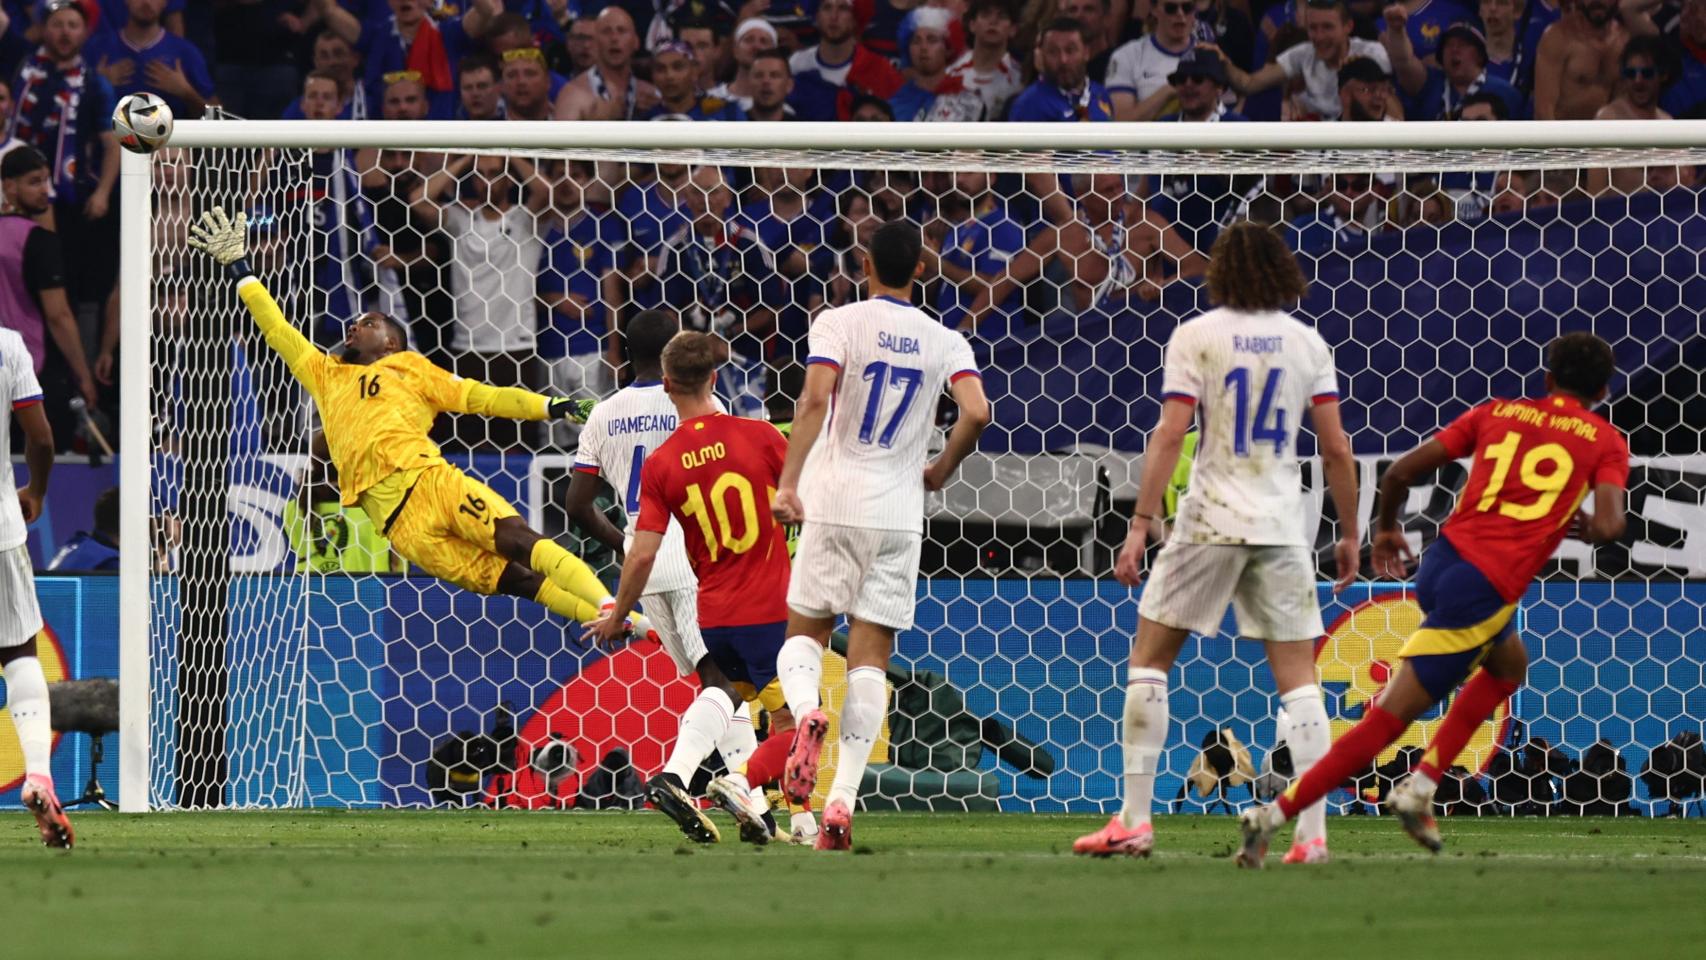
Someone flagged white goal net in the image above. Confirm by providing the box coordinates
[122,121,1706,816]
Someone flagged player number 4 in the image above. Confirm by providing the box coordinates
[1476,431,1575,521]
[1224,366,1288,457]
[625,446,645,513]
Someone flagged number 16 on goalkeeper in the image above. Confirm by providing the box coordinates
[188,208,657,639]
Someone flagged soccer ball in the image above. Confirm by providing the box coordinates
[113,93,174,154]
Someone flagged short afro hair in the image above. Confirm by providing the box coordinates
[1547,332,1616,400]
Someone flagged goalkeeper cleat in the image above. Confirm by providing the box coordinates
[1282,837,1330,865]
[1387,774,1444,854]
[20,775,73,850]
[784,708,829,805]
[1071,816,1153,858]
[646,774,719,844]
[815,799,852,851]
[1234,805,1280,869]
[707,775,770,846]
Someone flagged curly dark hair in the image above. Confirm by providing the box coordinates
[1547,332,1616,399]
[1205,221,1308,311]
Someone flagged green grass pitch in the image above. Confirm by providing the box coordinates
[6,811,1702,959]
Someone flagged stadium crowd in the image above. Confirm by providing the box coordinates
[0,0,1703,449]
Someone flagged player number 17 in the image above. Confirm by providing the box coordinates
[858,362,924,448]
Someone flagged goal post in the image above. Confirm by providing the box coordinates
[119,120,1706,813]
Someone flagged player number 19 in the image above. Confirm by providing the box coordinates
[680,471,765,562]
[1475,431,1575,521]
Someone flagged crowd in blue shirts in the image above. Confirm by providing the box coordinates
[0,0,1701,446]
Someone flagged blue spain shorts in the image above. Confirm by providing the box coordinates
[701,620,787,700]
[1400,536,1519,700]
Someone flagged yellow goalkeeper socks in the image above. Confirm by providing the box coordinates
[529,539,613,610]
[533,580,602,625]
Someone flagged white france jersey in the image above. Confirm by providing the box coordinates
[1160,307,1339,547]
[573,382,722,596]
[802,296,980,533]
[0,329,42,551]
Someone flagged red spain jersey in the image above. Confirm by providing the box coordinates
[1436,394,1630,602]
[636,413,791,628]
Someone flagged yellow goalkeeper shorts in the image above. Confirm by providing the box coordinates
[381,463,519,595]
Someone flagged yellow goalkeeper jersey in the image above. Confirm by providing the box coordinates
[237,277,551,523]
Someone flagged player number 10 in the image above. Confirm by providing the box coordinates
[1475,431,1575,521]
[680,471,767,562]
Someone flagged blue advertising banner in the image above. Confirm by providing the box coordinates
[8,576,1700,813]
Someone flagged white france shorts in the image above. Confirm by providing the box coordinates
[640,586,707,677]
[1137,541,1325,642]
[787,522,923,631]
[0,545,43,648]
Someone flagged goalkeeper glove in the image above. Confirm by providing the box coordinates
[548,397,596,424]
[186,207,253,279]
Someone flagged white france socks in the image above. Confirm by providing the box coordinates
[1120,667,1169,830]
[4,656,51,778]
[662,686,735,785]
[777,635,824,717]
[826,666,887,811]
[1281,684,1331,845]
[716,710,756,794]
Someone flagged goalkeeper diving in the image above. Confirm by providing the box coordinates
[189,208,654,637]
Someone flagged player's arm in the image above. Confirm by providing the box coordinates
[772,361,838,524]
[566,470,627,553]
[14,401,53,523]
[584,461,671,647]
[1115,397,1195,587]
[1308,399,1361,593]
[452,376,592,425]
[186,208,328,389]
[1372,437,1453,578]
[581,528,660,649]
[1576,436,1631,544]
[925,374,991,491]
[1578,484,1627,544]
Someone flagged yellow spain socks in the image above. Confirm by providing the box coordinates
[529,538,613,609]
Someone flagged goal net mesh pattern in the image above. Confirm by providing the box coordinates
[143,136,1706,815]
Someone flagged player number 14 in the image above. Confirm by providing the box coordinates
[1224,366,1288,457]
